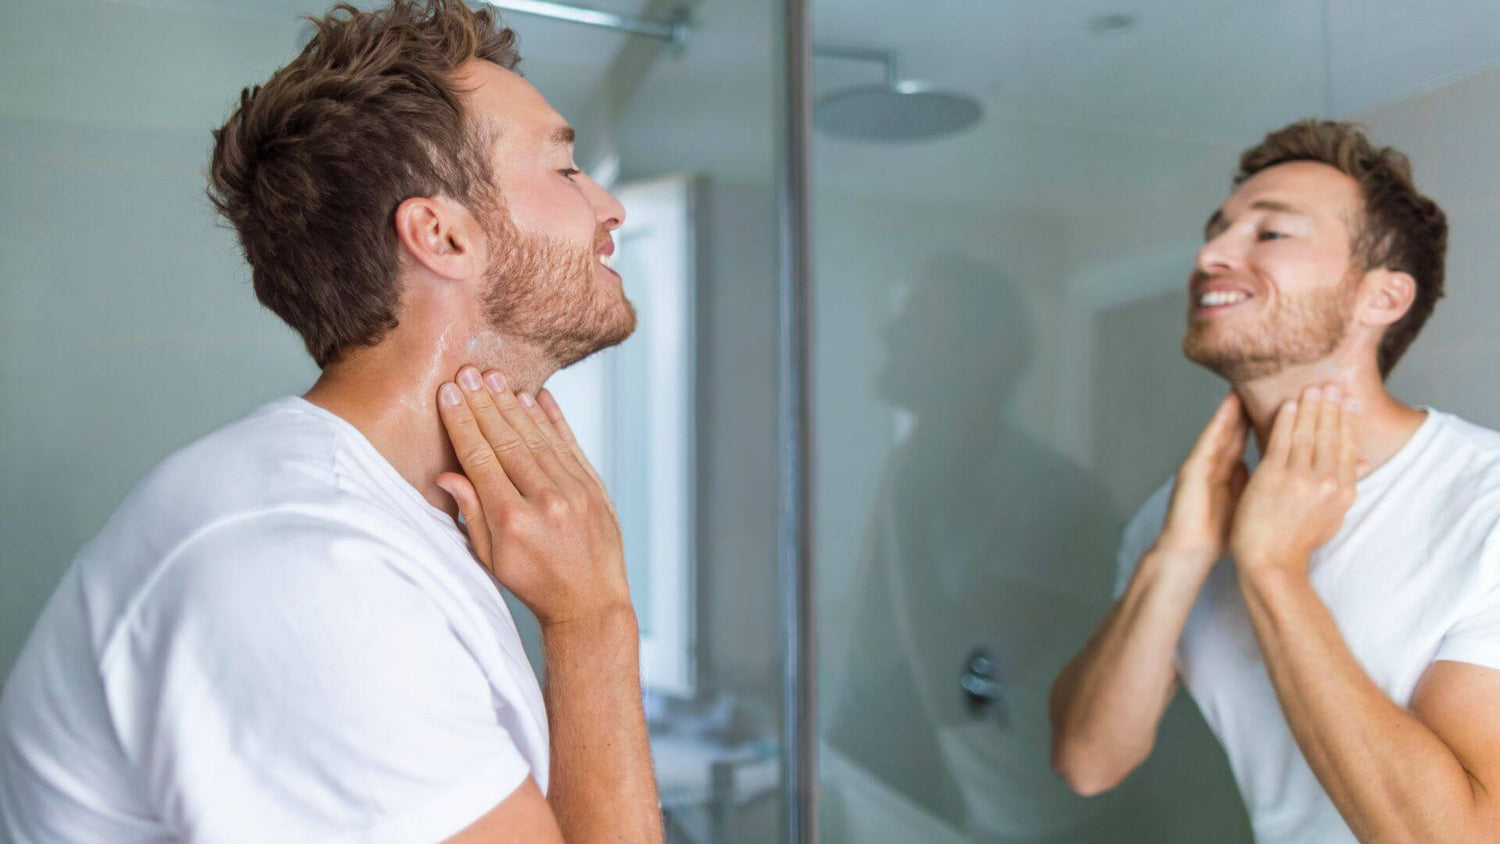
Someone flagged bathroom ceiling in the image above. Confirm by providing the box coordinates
[24,0,1500,207]
[87,0,652,126]
[67,0,1500,149]
[811,0,1500,143]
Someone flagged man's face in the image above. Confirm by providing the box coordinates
[462,61,636,367]
[1184,161,1364,382]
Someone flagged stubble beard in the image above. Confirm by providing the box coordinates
[480,205,637,370]
[1182,275,1356,383]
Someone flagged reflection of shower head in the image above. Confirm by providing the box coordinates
[814,45,982,142]
[816,84,982,142]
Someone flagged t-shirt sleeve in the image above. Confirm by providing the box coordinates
[100,513,533,843]
[1114,479,1175,599]
[1433,525,1500,670]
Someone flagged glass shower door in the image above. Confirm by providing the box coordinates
[806,2,1500,842]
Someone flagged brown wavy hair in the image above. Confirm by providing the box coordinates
[208,0,521,367]
[1235,120,1447,379]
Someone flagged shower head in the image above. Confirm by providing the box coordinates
[813,45,982,142]
[815,83,982,142]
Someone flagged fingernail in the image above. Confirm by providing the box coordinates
[519,392,535,408]
[484,371,506,392]
[1285,401,1299,414]
[440,383,462,405]
[1306,387,1322,402]
[459,367,482,391]
[1344,396,1362,413]
[1325,385,1342,402]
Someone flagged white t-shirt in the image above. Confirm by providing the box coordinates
[1116,408,1500,843]
[0,397,548,843]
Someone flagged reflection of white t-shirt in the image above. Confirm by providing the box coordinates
[1117,409,1500,844]
[0,397,547,843]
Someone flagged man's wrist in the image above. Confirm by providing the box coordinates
[1142,543,1220,577]
[1134,545,1219,601]
[540,604,640,650]
[1234,554,1309,593]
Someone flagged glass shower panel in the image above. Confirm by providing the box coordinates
[811,1,1500,841]
[0,1,784,843]
[596,1,786,841]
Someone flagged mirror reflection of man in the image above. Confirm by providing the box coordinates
[828,258,1151,842]
[1051,121,1500,842]
[0,3,659,841]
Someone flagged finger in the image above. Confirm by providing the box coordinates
[437,381,521,505]
[1229,461,1250,500]
[1216,398,1251,479]
[1314,384,1342,476]
[1289,385,1322,468]
[1187,394,1244,472]
[488,382,577,486]
[1265,399,1299,465]
[454,367,553,494]
[537,389,609,492]
[515,386,590,485]
[436,471,493,565]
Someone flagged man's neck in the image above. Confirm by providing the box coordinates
[1232,356,1426,477]
[303,327,555,518]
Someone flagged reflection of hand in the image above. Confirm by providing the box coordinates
[435,366,631,629]
[1153,393,1250,570]
[1230,384,1361,576]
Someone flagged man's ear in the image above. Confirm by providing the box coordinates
[393,196,480,281]
[1359,268,1417,329]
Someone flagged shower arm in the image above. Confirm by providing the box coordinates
[813,44,904,90]
[478,0,691,48]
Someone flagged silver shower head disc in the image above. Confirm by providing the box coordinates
[815,83,982,142]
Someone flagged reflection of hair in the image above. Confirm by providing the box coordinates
[1235,120,1447,379]
[208,1,520,367]
[919,254,1034,370]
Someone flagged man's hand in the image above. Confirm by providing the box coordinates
[434,365,631,628]
[1230,384,1360,574]
[1154,392,1251,566]
[434,366,662,842]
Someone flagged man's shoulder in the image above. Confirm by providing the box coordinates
[78,399,454,651]
[91,396,418,563]
[1412,410,1500,517]
[130,396,343,511]
[1430,410,1500,467]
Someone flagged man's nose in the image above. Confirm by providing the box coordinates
[582,175,626,231]
[1196,230,1239,275]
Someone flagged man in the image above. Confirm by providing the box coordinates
[1049,120,1500,843]
[0,2,659,841]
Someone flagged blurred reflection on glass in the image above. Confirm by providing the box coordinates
[823,255,1164,842]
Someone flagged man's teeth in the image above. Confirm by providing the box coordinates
[1199,290,1249,307]
[599,253,614,270]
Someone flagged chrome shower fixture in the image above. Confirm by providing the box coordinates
[814,44,983,142]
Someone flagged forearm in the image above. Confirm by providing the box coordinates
[541,609,661,843]
[1239,567,1489,843]
[1050,549,1206,792]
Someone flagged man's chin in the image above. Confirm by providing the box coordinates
[1183,340,1283,383]
[556,304,638,369]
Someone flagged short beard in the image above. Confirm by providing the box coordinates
[1183,274,1355,383]
[479,204,637,369]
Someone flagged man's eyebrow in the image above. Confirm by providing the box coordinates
[1203,199,1308,238]
[548,125,576,148]
[1248,199,1307,216]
